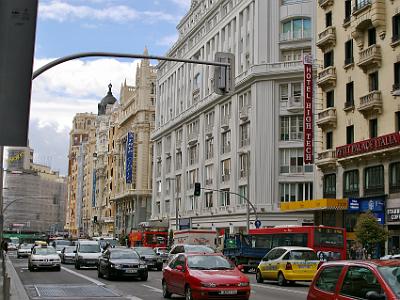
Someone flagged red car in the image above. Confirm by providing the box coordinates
[162,253,250,300]
[308,260,400,300]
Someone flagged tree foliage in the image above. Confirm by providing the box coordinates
[354,211,387,246]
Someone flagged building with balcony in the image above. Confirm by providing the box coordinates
[312,0,400,251]
[151,0,316,233]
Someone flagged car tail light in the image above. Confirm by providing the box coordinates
[285,262,292,270]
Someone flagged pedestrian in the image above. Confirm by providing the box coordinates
[1,240,8,255]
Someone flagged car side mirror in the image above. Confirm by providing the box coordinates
[237,264,244,272]
[176,265,184,272]
[141,256,146,260]
[73,250,76,253]
[366,291,386,300]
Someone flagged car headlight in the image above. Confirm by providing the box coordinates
[110,264,122,269]
[139,264,147,269]
[238,282,249,287]
[201,282,217,288]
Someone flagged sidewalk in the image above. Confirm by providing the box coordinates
[1,254,29,300]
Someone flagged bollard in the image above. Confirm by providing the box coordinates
[3,275,10,300]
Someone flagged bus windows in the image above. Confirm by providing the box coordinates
[271,233,308,248]
[314,228,344,248]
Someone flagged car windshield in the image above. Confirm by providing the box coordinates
[79,244,101,253]
[34,247,57,255]
[289,250,318,260]
[158,249,168,254]
[135,248,155,255]
[20,244,33,249]
[99,239,118,248]
[55,245,66,250]
[55,240,71,246]
[185,245,214,253]
[110,251,139,259]
[64,247,75,253]
[187,255,234,270]
[378,265,400,295]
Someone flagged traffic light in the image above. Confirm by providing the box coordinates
[194,182,201,197]
[93,216,97,223]
[214,52,235,95]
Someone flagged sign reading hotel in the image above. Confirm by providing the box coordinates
[303,54,313,164]
[336,132,400,159]
[125,132,134,184]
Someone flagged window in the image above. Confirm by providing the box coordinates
[176,175,181,193]
[281,18,311,41]
[205,164,213,185]
[188,145,198,165]
[280,115,303,141]
[221,102,231,119]
[346,125,354,144]
[220,189,230,206]
[188,196,197,210]
[369,119,378,138]
[324,51,334,68]
[326,90,334,108]
[340,267,383,299]
[346,81,354,107]
[326,131,333,149]
[394,62,400,91]
[365,165,384,196]
[176,151,182,170]
[205,192,213,208]
[238,185,248,205]
[325,11,332,27]
[344,0,351,23]
[238,90,251,109]
[390,162,400,193]
[205,138,214,159]
[323,174,336,198]
[221,159,231,182]
[280,182,313,202]
[279,148,308,174]
[316,266,344,293]
[393,14,400,43]
[166,156,171,174]
[368,27,376,46]
[396,112,400,132]
[205,111,214,127]
[239,153,248,178]
[239,123,250,147]
[369,71,379,91]
[187,169,198,189]
[221,131,231,154]
[343,170,359,197]
[280,84,289,101]
[344,39,354,65]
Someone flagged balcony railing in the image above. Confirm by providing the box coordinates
[358,90,382,116]
[316,149,337,170]
[357,44,382,72]
[205,178,213,185]
[187,131,199,145]
[353,0,371,15]
[280,30,312,42]
[205,124,214,136]
[317,107,337,129]
[317,66,337,90]
[316,26,336,51]
[221,174,230,183]
[287,96,304,112]
[221,115,230,129]
[239,106,249,121]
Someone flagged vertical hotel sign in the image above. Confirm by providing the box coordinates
[125,132,134,184]
[303,54,313,164]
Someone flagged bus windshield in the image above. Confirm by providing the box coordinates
[314,228,344,248]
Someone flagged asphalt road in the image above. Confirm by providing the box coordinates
[9,251,309,300]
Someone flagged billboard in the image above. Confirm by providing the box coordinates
[303,54,313,164]
[125,132,134,184]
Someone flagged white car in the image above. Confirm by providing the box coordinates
[60,246,76,264]
[74,240,102,269]
[8,243,18,251]
[28,246,61,271]
[17,243,34,258]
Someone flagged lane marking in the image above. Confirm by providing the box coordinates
[252,283,308,295]
[142,284,163,293]
[125,296,144,300]
[61,266,105,286]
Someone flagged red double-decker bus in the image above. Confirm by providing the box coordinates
[129,227,168,248]
[249,225,347,260]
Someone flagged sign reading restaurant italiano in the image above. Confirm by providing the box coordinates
[303,54,313,164]
[336,132,400,159]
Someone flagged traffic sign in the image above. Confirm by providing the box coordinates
[254,220,261,229]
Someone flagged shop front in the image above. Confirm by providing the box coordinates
[386,207,400,255]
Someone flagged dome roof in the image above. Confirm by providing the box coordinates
[98,83,117,115]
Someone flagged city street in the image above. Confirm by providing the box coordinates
[8,252,309,300]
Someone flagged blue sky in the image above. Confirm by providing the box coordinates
[28,0,191,174]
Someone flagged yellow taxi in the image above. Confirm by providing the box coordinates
[256,246,320,286]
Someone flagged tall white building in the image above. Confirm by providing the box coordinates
[151,0,316,233]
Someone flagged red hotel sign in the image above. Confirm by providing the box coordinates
[303,55,313,164]
[336,132,400,159]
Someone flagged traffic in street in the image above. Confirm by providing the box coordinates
[8,250,309,300]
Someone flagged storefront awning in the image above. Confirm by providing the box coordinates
[280,198,348,212]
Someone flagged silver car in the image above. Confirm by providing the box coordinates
[28,246,61,271]
[17,243,33,258]
[60,246,76,264]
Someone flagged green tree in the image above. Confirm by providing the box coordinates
[354,211,387,254]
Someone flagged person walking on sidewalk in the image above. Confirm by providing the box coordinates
[1,240,8,255]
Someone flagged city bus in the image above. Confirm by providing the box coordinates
[249,225,347,260]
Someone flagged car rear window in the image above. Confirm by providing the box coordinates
[288,250,318,261]
[315,266,343,293]
[185,245,214,253]
[378,265,400,296]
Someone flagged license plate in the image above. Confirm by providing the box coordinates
[219,290,237,295]
[125,269,137,273]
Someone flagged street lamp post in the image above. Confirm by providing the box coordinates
[0,146,4,246]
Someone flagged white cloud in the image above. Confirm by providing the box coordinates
[31,57,140,130]
[156,34,178,47]
[171,0,191,9]
[39,1,180,23]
